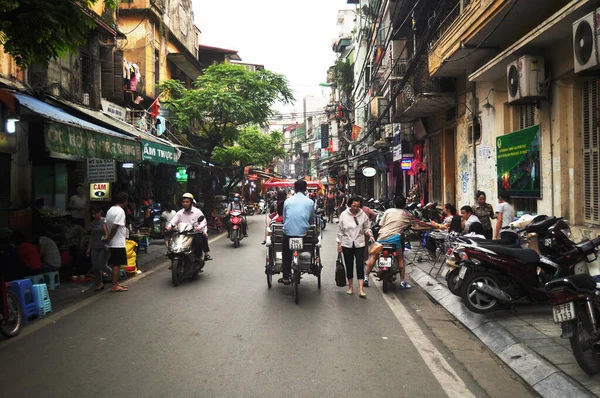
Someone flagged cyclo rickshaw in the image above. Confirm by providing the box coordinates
[265,223,322,304]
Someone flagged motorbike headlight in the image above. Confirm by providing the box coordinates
[560,228,572,239]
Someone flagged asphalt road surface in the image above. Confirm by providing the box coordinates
[0,216,535,398]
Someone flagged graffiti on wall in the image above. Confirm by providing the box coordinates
[458,153,470,194]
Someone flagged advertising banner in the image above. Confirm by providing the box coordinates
[392,124,402,162]
[496,125,541,198]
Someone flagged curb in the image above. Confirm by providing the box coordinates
[408,265,595,398]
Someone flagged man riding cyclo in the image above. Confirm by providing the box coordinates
[225,193,248,237]
[364,196,435,289]
[166,193,208,269]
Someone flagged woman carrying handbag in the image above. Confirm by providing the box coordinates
[336,196,375,298]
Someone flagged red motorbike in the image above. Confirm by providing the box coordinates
[457,218,591,314]
[0,243,22,338]
[228,210,244,248]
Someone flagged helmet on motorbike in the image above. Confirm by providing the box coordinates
[233,193,240,202]
[181,193,195,200]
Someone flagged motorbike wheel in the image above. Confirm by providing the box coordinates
[234,233,240,248]
[171,258,181,287]
[293,270,300,305]
[381,270,390,293]
[1,291,22,338]
[570,309,600,375]
[461,272,501,314]
[447,268,462,296]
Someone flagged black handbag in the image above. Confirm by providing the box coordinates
[335,253,347,287]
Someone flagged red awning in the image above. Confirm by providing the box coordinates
[262,178,324,194]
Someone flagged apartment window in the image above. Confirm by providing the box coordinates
[583,79,600,224]
[518,104,536,130]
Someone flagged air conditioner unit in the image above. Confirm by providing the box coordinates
[573,9,600,74]
[507,55,545,104]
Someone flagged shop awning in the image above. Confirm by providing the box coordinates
[13,93,141,161]
[51,98,182,165]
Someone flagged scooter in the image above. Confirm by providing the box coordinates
[372,243,400,293]
[258,199,266,215]
[457,218,591,314]
[0,241,21,338]
[167,221,206,287]
[245,204,255,216]
[229,210,245,248]
[545,237,600,375]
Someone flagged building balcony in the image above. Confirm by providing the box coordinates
[428,0,569,77]
[119,0,164,19]
[393,56,456,123]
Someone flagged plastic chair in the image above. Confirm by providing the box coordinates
[27,274,46,285]
[42,271,60,290]
[7,279,39,323]
[31,283,52,316]
[137,237,149,254]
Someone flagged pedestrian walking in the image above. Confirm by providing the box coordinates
[337,196,374,298]
[161,202,177,248]
[494,191,515,240]
[86,206,112,291]
[105,192,130,292]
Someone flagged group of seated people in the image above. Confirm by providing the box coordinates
[11,230,62,277]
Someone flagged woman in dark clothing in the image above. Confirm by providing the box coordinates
[325,189,336,223]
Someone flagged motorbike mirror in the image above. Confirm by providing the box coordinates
[198,216,205,222]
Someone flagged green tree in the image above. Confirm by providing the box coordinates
[212,126,286,168]
[0,0,118,69]
[158,62,294,157]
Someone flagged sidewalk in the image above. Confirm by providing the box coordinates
[47,240,168,313]
[407,251,600,397]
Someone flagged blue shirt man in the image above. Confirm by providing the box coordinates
[279,180,314,284]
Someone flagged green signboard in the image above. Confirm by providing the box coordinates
[496,125,541,198]
[142,140,180,165]
[44,122,141,161]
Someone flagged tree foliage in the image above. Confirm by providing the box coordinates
[0,0,118,69]
[333,59,354,100]
[212,126,286,168]
[158,62,294,156]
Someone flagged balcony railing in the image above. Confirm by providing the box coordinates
[390,60,409,80]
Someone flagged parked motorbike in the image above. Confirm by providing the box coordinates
[0,242,21,338]
[167,221,206,287]
[245,204,255,216]
[315,207,327,232]
[457,217,588,313]
[229,210,245,248]
[258,199,266,214]
[545,237,600,375]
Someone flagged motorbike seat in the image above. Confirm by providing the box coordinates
[485,245,540,264]
[467,237,520,248]
[546,273,597,292]
[525,216,557,233]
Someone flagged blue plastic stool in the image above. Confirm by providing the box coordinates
[7,279,39,323]
[27,274,46,285]
[31,284,52,316]
[137,237,148,254]
[42,271,60,290]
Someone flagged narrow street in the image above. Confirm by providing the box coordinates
[0,217,534,398]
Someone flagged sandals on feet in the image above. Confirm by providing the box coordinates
[94,284,104,292]
[111,286,128,292]
[359,292,367,298]
[277,278,291,285]
[346,290,353,295]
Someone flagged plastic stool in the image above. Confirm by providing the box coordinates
[42,271,60,290]
[7,279,39,323]
[27,274,46,285]
[137,237,148,254]
[31,284,52,316]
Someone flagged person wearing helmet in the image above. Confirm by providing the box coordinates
[225,193,247,237]
[167,193,208,268]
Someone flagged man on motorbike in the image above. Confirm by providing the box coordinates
[225,193,248,237]
[364,196,434,289]
[166,193,208,268]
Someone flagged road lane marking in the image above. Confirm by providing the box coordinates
[374,282,476,398]
[0,232,228,348]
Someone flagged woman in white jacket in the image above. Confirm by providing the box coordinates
[337,196,375,298]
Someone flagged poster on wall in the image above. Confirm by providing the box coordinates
[392,124,402,162]
[496,125,541,198]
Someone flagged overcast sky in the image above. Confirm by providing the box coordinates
[193,0,353,115]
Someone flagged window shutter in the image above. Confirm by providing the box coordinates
[583,79,600,224]
[112,50,124,103]
[100,46,114,101]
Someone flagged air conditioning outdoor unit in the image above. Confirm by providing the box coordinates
[507,55,545,104]
[573,9,600,74]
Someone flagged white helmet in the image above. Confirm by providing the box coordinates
[181,193,194,200]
